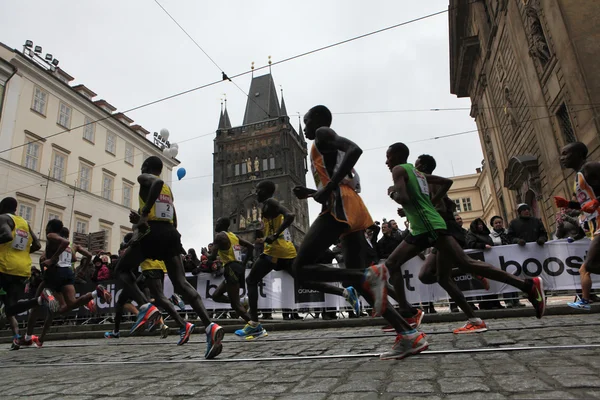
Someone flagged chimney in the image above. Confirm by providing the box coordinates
[476,167,482,173]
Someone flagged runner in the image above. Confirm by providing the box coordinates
[556,142,600,309]
[292,105,421,360]
[115,156,223,358]
[20,218,112,348]
[412,154,489,333]
[207,217,254,326]
[383,143,546,334]
[0,197,55,349]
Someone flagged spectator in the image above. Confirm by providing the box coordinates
[454,214,469,238]
[388,219,409,242]
[489,216,510,246]
[507,203,548,246]
[92,255,111,282]
[449,213,469,312]
[183,248,201,273]
[364,223,381,265]
[466,218,493,250]
[377,222,402,259]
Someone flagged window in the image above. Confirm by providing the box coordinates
[269,156,275,170]
[47,211,62,222]
[78,163,92,191]
[23,139,41,171]
[454,199,461,212]
[32,86,48,115]
[122,183,133,208]
[102,174,114,200]
[556,104,576,144]
[83,116,95,142]
[234,164,240,176]
[18,203,34,225]
[125,142,134,165]
[462,198,473,212]
[57,102,72,128]
[75,219,88,234]
[105,131,116,154]
[262,158,268,171]
[241,162,247,174]
[51,151,67,181]
[100,226,112,252]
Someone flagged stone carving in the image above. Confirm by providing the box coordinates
[254,156,260,172]
[246,158,252,173]
[524,0,551,65]
[252,204,258,222]
[503,87,520,131]
[239,214,246,230]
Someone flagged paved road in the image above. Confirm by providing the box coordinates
[2,314,600,399]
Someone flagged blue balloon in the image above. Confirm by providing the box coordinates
[177,167,186,181]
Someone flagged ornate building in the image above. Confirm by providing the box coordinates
[449,0,600,230]
[212,73,309,245]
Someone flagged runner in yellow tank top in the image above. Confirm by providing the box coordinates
[0,197,46,348]
[208,218,255,327]
[557,142,600,310]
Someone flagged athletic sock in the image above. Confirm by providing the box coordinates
[91,292,98,300]
[24,334,32,341]
[205,325,212,334]
[401,329,417,336]
[468,318,483,325]
[37,297,43,305]
[249,321,259,327]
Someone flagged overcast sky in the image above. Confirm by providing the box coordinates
[1,0,482,250]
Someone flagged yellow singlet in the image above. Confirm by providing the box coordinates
[263,214,296,260]
[139,182,174,223]
[0,214,33,277]
[140,259,167,273]
[218,232,243,265]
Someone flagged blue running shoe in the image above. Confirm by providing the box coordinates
[10,334,21,350]
[104,331,120,339]
[177,322,195,345]
[205,322,224,359]
[130,303,160,335]
[567,297,591,310]
[170,294,186,312]
[234,323,268,340]
[343,286,361,316]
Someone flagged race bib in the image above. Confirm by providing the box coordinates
[233,244,243,262]
[11,229,29,251]
[414,170,430,196]
[58,248,72,268]
[155,194,174,220]
[283,228,291,242]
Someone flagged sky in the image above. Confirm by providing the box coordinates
[1,0,483,250]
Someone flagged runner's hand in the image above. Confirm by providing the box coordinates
[293,186,314,200]
[397,208,406,217]
[311,186,332,204]
[265,234,278,244]
[129,210,141,224]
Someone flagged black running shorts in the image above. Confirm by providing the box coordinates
[43,266,75,292]
[140,221,183,261]
[404,229,450,251]
[0,272,28,314]
[142,269,165,281]
[224,261,245,286]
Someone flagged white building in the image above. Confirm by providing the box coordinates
[0,41,179,262]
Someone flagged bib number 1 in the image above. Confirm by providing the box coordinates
[414,170,430,196]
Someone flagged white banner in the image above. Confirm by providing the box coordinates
[162,239,597,311]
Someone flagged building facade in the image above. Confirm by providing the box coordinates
[448,166,499,228]
[0,42,178,261]
[449,0,600,231]
[212,73,310,245]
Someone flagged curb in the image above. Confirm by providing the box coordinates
[2,304,595,344]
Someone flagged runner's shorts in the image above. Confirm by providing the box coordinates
[140,222,183,261]
[43,266,75,292]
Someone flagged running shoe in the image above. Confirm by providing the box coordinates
[343,286,361,316]
[18,335,40,348]
[405,309,424,330]
[177,322,195,345]
[41,288,60,313]
[84,299,96,313]
[235,323,268,340]
[381,325,395,333]
[363,264,389,317]
[526,277,546,319]
[205,322,224,359]
[10,335,21,351]
[380,331,429,360]
[148,316,164,333]
[453,320,488,334]
[160,324,170,339]
[104,331,120,339]
[96,285,112,304]
[170,294,186,312]
[476,276,490,291]
[130,303,160,335]
[567,297,591,311]
[32,336,43,348]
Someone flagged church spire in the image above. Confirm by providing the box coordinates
[217,100,225,130]
[298,112,306,144]
[222,97,232,129]
[279,86,288,117]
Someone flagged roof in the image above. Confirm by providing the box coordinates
[242,73,281,125]
[280,94,288,117]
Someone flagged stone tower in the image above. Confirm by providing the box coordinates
[212,73,310,245]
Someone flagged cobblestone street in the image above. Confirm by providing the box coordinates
[2,315,600,399]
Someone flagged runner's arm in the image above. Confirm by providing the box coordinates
[238,237,256,256]
[266,199,295,238]
[425,174,453,205]
[315,127,362,188]
[29,227,42,253]
[138,173,164,217]
[45,233,70,264]
[388,165,410,204]
[0,215,13,244]
[75,244,93,261]
[207,232,230,263]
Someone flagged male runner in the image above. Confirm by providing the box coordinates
[412,154,489,333]
[293,105,420,360]
[556,142,600,309]
[383,143,546,332]
[115,156,223,358]
[0,197,55,349]
[207,217,254,326]
[20,218,112,348]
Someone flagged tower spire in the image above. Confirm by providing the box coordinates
[217,98,225,130]
[222,95,232,129]
[279,86,288,117]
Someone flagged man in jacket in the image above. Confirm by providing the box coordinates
[507,204,548,246]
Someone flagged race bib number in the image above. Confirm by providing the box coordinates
[414,170,430,196]
[155,194,174,220]
[282,228,291,242]
[58,248,72,268]
[233,245,243,262]
[11,229,29,251]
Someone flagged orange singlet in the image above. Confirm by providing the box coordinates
[574,171,599,237]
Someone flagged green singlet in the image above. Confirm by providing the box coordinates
[398,163,447,236]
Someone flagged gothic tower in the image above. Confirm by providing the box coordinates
[212,73,309,245]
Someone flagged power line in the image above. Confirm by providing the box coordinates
[0,5,453,155]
